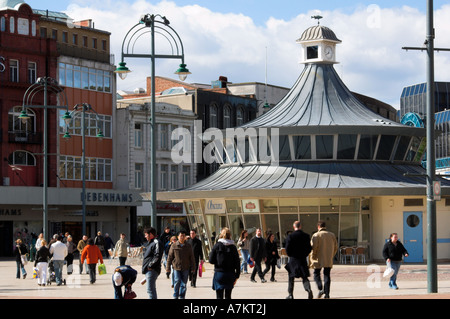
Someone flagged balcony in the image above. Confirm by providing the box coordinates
[8,131,42,144]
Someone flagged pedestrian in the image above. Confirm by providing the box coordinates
[34,239,51,286]
[209,227,240,299]
[310,221,338,298]
[94,231,106,258]
[77,235,89,274]
[263,233,280,282]
[14,239,28,279]
[249,228,267,283]
[35,233,44,251]
[237,230,250,274]
[382,232,409,289]
[160,226,172,248]
[49,235,68,286]
[142,227,163,299]
[114,233,128,266]
[188,229,204,288]
[285,221,313,299]
[113,265,138,299]
[81,238,104,284]
[166,231,195,299]
[105,233,114,257]
[65,235,77,275]
[164,236,177,288]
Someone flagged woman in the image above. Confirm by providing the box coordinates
[237,230,250,274]
[209,227,240,299]
[382,233,409,289]
[81,238,104,284]
[34,239,51,286]
[263,233,280,282]
[14,239,28,279]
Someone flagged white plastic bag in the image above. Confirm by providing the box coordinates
[383,261,394,278]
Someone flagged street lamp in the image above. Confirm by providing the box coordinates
[19,77,69,241]
[115,13,191,234]
[62,103,104,236]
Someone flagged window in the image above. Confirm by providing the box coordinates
[92,38,97,49]
[316,135,334,159]
[159,124,169,150]
[182,166,190,188]
[40,26,47,38]
[82,36,88,47]
[404,198,424,207]
[160,165,168,190]
[134,123,142,148]
[10,60,19,82]
[293,135,311,159]
[337,134,357,160]
[209,104,218,128]
[59,156,112,182]
[236,108,244,126]
[307,45,318,59]
[61,111,112,139]
[358,135,378,160]
[51,29,57,40]
[28,62,37,84]
[224,106,231,128]
[31,20,36,36]
[8,151,35,166]
[170,166,178,190]
[72,34,78,45]
[135,163,143,189]
[102,39,107,51]
[10,17,15,33]
[1,17,6,32]
[62,31,68,43]
[9,106,35,135]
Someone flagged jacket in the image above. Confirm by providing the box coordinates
[209,239,240,278]
[166,241,195,272]
[77,239,87,254]
[250,236,267,262]
[285,229,311,278]
[50,241,68,261]
[14,244,28,263]
[114,238,128,258]
[81,244,104,265]
[34,246,51,266]
[383,240,408,262]
[142,238,163,274]
[187,237,204,263]
[310,228,338,269]
[237,237,250,251]
[265,240,280,265]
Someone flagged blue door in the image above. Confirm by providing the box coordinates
[403,212,423,263]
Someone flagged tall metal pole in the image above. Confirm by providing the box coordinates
[150,18,158,234]
[426,0,437,293]
[43,80,48,241]
[81,107,87,236]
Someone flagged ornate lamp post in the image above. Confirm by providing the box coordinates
[115,14,191,233]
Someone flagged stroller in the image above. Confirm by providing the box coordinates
[47,260,66,286]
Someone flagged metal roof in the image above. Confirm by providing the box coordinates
[297,25,341,43]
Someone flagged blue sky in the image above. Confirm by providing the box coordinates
[22,1,450,108]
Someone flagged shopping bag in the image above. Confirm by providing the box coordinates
[383,262,394,278]
[198,261,203,277]
[33,267,39,279]
[98,263,107,275]
[21,254,28,266]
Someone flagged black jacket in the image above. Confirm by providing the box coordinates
[14,244,28,263]
[250,236,267,262]
[209,240,240,279]
[284,229,311,278]
[142,238,163,274]
[188,237,204,263]
[265,240,280,265]
[34,246,51,266]
[382,240,408,262]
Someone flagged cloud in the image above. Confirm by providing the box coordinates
[65,1,450,109]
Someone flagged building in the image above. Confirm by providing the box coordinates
[116,93,197,238]
[400,82,450,177]
[159,23,450,262]
[0,0,140,256]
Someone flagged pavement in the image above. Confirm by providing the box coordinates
[1,257,450,300]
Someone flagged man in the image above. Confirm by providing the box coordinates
[114,233,128,266]
[310,221,338,298]
[113,265,137,299]
[49,235,68,286]
[142,227,163,299]
[285,221,313,299]
[249,228,267,283]
[160,226,172,247]
[166,231,195,299]
[77,235,88,274]
[188,229,204,287]
[95,231,106,258]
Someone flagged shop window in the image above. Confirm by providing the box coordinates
[340,213,359,247]
[225,200,242,214]
[261,199,278,213]
[299,198,319,212]
[279,214,298,247]
[261,214,280,244]
[340,198,360,212]
[320,198,339,212]
[299,214,319,237]
[228,215,244,242]
[279,198,298,213]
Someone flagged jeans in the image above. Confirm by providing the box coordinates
[240,249,249,273]
[145,269,160,299]
[16,260,27,279]
[36,262,48,285]
[389,261,402,288]
[53,260,64,285]
[173,270,190,299]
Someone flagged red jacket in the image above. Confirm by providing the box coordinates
[81,245,104,265]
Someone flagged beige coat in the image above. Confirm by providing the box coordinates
[309,228,338,269]
[114,238,128,258]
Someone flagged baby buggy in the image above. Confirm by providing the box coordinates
[47,260,66,286]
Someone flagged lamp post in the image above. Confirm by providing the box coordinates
[19,77,69,241]
[115,14,191,234]
[62,103,104,236]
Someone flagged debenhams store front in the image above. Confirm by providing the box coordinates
[0,186,141,256]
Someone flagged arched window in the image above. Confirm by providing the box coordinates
[236,107,244,126]
[223,105,231,128]
[0,17,6,32]
[10,17,15,33]
[8,106,36,135]
[209,104,218,128]
[8,151,36,166]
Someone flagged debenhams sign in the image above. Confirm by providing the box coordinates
[82,191,134,204]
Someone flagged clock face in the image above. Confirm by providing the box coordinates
[324,45,334,60]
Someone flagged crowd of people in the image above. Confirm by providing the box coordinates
[13,222,410,299]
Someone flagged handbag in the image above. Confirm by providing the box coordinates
[124,287,137,299]
[198,260,203,277]
[98,263,107,275]
[276,258,282,269]
[18,246,28,265]
[383,261,394,278]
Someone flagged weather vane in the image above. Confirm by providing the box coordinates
[311,15,323,25]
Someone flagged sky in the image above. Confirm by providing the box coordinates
[23,0,450,109]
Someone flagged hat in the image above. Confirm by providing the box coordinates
[247,257,254,268]
[113,272,123,286]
